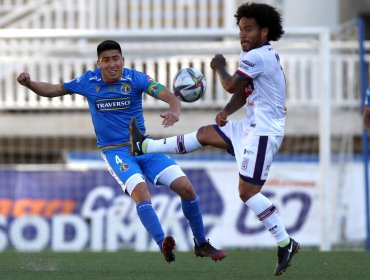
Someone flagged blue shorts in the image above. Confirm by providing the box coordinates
[101,145,178,191]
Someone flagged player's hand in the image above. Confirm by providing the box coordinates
[363,107,370,133]
[17,72,31,87]
[210,54,226,71]
[215,110,228,127]
[160,112,179,127]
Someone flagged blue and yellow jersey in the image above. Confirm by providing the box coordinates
[64,68,162,148]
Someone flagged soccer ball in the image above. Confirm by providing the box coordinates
[172,68,206,103]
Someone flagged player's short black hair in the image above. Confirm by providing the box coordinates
[235,2,284,41]
[97,40,122,58]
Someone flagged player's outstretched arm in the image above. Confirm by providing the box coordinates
[156,87,181,127]
[17,72,69,98]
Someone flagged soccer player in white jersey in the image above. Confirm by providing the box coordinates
[130,2,299,276]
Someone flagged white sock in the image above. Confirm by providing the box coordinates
[245,192,289,244]
[146,131,202,154]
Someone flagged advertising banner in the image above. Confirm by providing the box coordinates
[0,161,365,252]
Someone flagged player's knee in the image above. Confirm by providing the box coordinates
[239,192,250,203]
[196,126,209,145]
[238,183,261,202]
[131,184,151,204]
[239,190,258,203]
[170,176,196,200]
[127,175,151,203]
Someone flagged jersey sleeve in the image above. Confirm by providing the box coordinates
[138,73,165,98]
[237,50,265,80]
[145,81,166,98]
[63,71,91,96]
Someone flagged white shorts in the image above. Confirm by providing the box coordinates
[213,119,283,186]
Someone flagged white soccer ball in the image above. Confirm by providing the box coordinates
[172,68,206,103]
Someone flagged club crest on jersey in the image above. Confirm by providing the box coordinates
[119,163,129,172]
[245,82,254,97]
[241,158,249,170]
[120,83,131,95]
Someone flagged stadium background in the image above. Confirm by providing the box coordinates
[0,0,370,253]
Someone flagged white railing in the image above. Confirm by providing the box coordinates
[0,38,367,110]
[1,0,368,111]
[0,0,236,30]
[0,19,368,112]
[0,1,366,111]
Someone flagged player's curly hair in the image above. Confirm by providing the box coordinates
[97,40,122,58]
[234,2,284,41]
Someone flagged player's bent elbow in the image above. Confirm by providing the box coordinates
[224,83,238,94]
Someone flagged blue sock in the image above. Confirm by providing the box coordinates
[136,201,165,249]
[181,197,206,245]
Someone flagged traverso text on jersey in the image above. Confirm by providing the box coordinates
[95,98,130,111]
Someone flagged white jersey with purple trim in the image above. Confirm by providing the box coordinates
[237,43,286,136]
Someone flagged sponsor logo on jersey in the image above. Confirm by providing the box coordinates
[146,75,153,82]
[263,164,271,177]
[244,149,255,155]
[241,59,256,68]
[122,75,132,81]
[95,97,130,111]
[108,85,117,92]
[265,164,271,172]
[120,83,131,95]
[89,76,101,81]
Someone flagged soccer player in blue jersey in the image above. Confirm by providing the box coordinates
[16,39,226,263]
[130,3,299,275]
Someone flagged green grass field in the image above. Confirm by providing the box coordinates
[1,249,369,280]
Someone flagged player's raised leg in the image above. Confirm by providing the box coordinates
[130,117,229,156]
[130,117,147,156]
[130,117,202,155]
